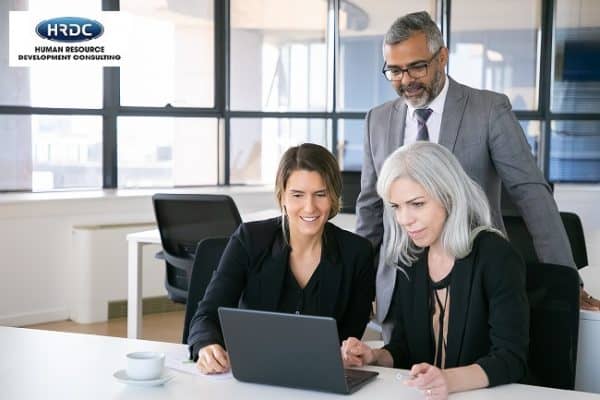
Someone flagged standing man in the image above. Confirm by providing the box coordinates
[356,11,598,341]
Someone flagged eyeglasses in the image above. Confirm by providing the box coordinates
[381,48,442,81]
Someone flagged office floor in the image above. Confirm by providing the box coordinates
[24,311,186,343]
[24,310,383,344]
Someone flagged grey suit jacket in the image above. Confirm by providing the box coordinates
[356,77,575,340]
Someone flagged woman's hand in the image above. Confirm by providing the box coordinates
[404,363,449,400]
[196,344,230,374]
[341,337,376,367]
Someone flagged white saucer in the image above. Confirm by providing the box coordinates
[113,369,174,386]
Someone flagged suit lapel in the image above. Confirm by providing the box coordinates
[390,98,407,150]
[439,77,467,152]
[318,224,343,316]
[258,234,289,310]
[412,253,435,363]
[445,253,475,368]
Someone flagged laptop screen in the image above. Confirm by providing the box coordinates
[218,307,377,394]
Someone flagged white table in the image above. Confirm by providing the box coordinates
[576,266,600,393]
[126,210,357,338]
[2,327,598,400]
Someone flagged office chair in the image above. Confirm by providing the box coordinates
[152,194,241,304]
[340,170,361,214]
[526,262,580,390]
[502,211,588,268]
[560,212,588,268]
[182,237,229,344]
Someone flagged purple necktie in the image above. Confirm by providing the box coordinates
[415,108,433,141]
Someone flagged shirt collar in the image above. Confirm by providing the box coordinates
[407,75,449,119]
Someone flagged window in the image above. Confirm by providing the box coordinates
[0,0,103,191]
[0,115,34,191]
[550,121,600,182]
[229,118,330,184]
[337,119,364,171]
[549,1,600,182]
[519,120,542,162]
[0,115,102,191]
[552,0,600,113]
[1,0,599,192]
[119,0,215,107]
[230,0,328,111]
[0,0,103,108]
[449,0,541,110]
[337,1,435,111]
[118,117,219,188]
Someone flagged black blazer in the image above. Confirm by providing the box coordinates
[187,217,375,358]
[384,231,529,387]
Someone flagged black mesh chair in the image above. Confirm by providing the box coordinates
[560,212,588,268]
[526,262,580,389]
[152,194,241,304]
[502,211,588,268]
[182,237,229,344]
[340,170,361,214]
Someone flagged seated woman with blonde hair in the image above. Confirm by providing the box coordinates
[342,142,529,400]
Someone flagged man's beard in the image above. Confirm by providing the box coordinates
[396,68,444,108]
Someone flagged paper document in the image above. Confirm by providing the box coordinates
[166,348,232,380]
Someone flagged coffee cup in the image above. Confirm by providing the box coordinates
[126,351,165,380]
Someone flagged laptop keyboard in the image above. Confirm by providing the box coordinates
[344,369,372,387]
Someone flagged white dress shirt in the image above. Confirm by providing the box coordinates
[403,76,450,145]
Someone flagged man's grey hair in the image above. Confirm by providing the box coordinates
[384,11,445,54]
[376,142,502,267]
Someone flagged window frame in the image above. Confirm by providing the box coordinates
[1,0,599,193]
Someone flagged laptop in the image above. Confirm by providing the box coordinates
[218,307,379,394]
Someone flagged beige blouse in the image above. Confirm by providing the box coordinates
[430,273,452,368]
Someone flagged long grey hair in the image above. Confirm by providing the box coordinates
[376,142,501,266]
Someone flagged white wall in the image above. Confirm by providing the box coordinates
[70,223,159,323]
[555,184,600,269]
[0,184,597,327]
[0,187,276,326]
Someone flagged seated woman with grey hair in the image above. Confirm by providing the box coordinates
[341,142,529,400]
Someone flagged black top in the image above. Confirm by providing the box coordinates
[278,262,321,316]
[187,217,375,360]
[384,231,529,387]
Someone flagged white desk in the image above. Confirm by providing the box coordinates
[2,327,598,400]
[126,210,357,338]
[576,266,600,393]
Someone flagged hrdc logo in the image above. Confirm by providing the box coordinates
[9,11,128,66]
[35,17,104,42]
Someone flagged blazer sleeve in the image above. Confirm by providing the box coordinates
[475,242,530,386]
[487,95,575,268]
[337,240,375,340]
[355,109,384,250]
[187,227,251,360]
[382,275,411,369]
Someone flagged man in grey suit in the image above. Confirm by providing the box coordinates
[356,11,599,341]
